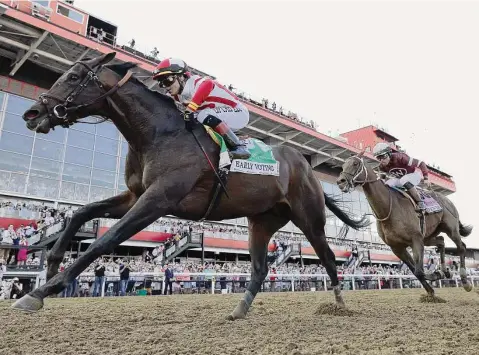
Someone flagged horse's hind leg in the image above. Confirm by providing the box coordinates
[445,228,472,292]
[228,208,289,321]
[46,191,138,281]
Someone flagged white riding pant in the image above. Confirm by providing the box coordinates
[385,169,423,188]
[196,102,250,132]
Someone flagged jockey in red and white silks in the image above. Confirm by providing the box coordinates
[373,142,430,211]
[152,58,250,160]
[180,74,249,131]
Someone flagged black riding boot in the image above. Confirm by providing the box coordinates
[403,182,425,212]
[203,115,251,160]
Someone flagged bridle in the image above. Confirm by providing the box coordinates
[340,156,392,222]
[340,156,379,192]
[38,61,132,128]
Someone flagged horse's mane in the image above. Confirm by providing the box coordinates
[105,62,178,109]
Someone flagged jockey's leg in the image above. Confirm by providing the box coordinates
[198,109,250,160]
[385,177,400,188]
[400,170,425,212]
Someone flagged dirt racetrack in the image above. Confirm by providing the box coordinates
[1,288,479,355]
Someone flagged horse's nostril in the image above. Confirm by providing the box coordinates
[23,110,40,121]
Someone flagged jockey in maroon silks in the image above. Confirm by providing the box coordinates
[152,58,250,160]
[373,142,431,212]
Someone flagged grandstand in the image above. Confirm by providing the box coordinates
[0,0,477,294]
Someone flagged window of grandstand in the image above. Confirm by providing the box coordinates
[31,0,49,7]
[56,3,83,23]
[5,94,33,116]
[0,93,128,202]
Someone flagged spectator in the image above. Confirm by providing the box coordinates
[65,207,73,226]
[164,264,173,295]
[93,261,106,297]
[16,236,28,267]
[8,225,19,265]
[0,259,5,281]
[0,227,13,262]
[119,260,130,296]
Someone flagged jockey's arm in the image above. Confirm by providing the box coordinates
[186,78,215,112]
[397,152,429,181]
[417,161,429,181]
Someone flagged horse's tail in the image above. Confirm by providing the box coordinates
[324,193,371,230]
[459,220,473,237]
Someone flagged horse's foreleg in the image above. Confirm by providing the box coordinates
[12,186,168,312]
[392,244,435,295]
[46,191,138,281]
[228,211,288,321]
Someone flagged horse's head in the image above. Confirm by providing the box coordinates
[22,52,124,133]
[336,149,370,193]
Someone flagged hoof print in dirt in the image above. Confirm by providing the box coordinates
[419,294,447,303]
[314,303,359,317]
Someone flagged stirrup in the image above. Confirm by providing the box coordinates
[416,201,426,212]
[229,145,250,160]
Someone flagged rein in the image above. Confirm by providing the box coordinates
[38,61,132,128]
[343,156,392,222]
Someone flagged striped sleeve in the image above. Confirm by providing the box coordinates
[187,78,215,112]
[404,153,429,179]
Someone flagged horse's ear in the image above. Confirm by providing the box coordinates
[357,148,367,158]
[88,52,116,68]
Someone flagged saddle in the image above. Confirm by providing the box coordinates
[390,186,443,215]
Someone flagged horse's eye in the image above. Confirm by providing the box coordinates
[69,74,79,81]
[353,161,358,166]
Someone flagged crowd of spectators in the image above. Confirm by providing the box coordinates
[0,198,71,268]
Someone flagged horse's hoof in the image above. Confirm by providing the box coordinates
[463,283,473,292]
[226,301,248,321]
[226,311,246,321]
[334,297,346,309]
[11,294,44,313]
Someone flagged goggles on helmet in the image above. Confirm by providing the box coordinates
[158,75,176,88]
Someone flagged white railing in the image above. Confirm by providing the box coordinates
[3,271,478,298]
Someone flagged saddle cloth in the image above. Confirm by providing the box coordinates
[390,186,443,214]
[203,125,280,176]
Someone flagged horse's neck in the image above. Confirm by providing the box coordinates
[106,81,183,150]
[361,167,392,219]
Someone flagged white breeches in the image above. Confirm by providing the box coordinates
[196,103,250,132]
[385,169,423,188]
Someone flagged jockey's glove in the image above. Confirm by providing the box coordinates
[184,110,195,121]
[184,111,196,131]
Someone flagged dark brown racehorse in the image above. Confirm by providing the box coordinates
[12,52,370,318]
[337,151,473,297]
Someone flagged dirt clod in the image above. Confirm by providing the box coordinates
[314,302,360,317]
[419,294,447,303]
